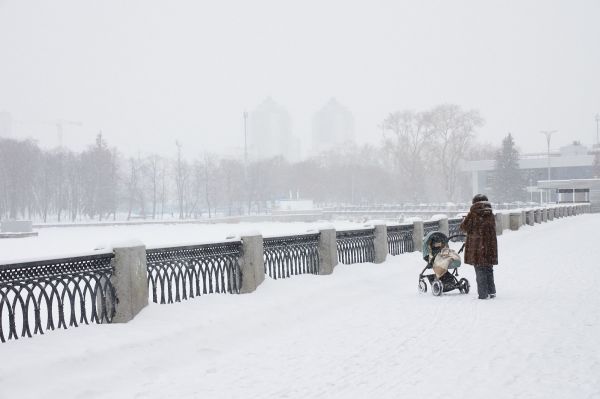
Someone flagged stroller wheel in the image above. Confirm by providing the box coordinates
[459,278,470,294]
[418,280,427,293]
[432,280,444,296]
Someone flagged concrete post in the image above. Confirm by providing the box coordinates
[412,221,424,253]
[240,234,265,294]
[373,224,388,264]
[548,207,554,221]
[438,218,449,237]
[509,212,521,231]
[534,209,541,224]
[494,213,503,235]
[110,243,149,323]
[521,211,527,226]
[527,210,535,226]
[502,213,510,231]
[318,228,338,274]
[542,208,548,222]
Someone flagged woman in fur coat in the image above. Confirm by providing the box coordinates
[460,194,498,299]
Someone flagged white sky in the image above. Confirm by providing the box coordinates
[1,0,599,158]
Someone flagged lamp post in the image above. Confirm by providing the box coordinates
[243,111,249,214]
[243,111,248,166]
[596,114,600,147]
[540,130,557,181]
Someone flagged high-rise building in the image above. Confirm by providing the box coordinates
[311,98,355,155]
[0,111,13,138]
[249,97,299,161]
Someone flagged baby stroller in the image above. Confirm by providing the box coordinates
[418,231,470,296]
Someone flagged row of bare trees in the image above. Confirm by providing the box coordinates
[382,104,484,202]
[0,104,485,222]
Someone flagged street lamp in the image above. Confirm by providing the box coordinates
[540,130,557,181]
[243,111,248,166]
[595,113,600,147]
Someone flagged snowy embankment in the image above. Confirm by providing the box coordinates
[1,215,599,399]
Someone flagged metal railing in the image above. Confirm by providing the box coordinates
[146,241,242,304]
[263,233,320,279]
[387,224,414,255]
[448,218,465,241]
[336,229,375,264]
[0,252,115,343]
[423,220,440,236]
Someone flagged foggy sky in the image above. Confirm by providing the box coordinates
[1,0,599,158]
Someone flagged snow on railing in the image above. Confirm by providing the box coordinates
[0,252,116,343]
[263,233,320,280]
[387,224,414,255]
[146,241,242,304]
[336,228,375,265]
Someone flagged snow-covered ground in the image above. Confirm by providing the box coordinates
[1,214,599,399]
[0,220,368,264]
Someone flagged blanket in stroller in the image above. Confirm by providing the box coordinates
[432,247,461,278]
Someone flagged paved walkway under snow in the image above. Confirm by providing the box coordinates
[1,215,599,399]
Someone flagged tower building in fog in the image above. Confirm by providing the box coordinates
[0,111,13,138]
[311,98,355,155]
[249,97,300,161]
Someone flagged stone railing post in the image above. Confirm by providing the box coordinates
[509,212,521,231]
[110,242,149,323]
[240,234,265,294]
[438,218,449,237]
[373,224,388,264]
[494,213,503,235]
[318,228,338,274]
[412,221,424,252]
[502,213,510,230]
[527,210,535,226]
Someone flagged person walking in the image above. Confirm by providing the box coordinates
[460,194,498,299]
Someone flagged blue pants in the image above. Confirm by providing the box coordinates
[474,266,496,299]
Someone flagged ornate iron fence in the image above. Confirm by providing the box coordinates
[146,241,242,304]
[263,233,320,279]
[448,218,465,241]
[387,224,414,255]
[423,220,440,236]
[0,253,115,343]
[336,229,375,264]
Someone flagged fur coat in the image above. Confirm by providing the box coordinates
[460,201,498,266]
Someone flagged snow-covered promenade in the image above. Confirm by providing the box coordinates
[1,214,599,399]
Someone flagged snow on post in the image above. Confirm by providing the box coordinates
[509,212,521,231]
[494,213,503,236]
[412,220,424,252]
[109,240,149,323]
[240,234,265,294]
[317,228,338,275]
[373,224,387,264]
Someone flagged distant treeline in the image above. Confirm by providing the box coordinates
[0,104,490,222]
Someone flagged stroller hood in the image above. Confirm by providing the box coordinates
[422,231,448,261]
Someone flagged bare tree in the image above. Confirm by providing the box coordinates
[383,110,431,201]
[425,104,483,201]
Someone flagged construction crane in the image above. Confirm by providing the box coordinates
[15,118,83,148]
[55,119,82,148]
